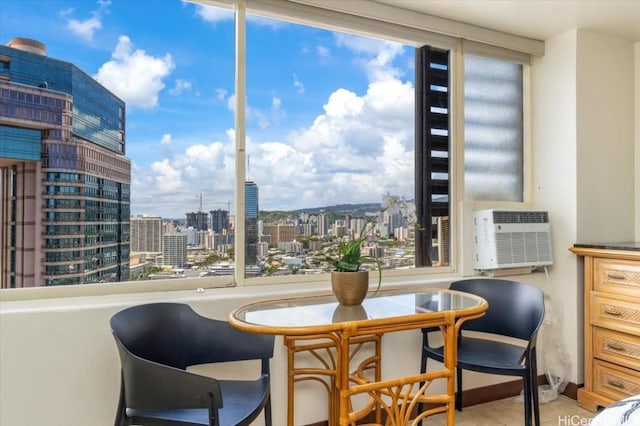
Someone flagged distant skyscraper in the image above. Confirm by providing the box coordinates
[162,234,188,268]
[318,213,329,236]
[130,216,163,253]
[209,209,229,234]
[245,181,259,218]
[244,181,259,265]
[0,38,130,287]
[186,211,208,231]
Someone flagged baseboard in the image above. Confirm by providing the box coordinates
[303,376,581,426]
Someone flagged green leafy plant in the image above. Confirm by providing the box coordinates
[321,193,419,297]
[323,215,383,294]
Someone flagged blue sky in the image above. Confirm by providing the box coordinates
[1,0,415,218]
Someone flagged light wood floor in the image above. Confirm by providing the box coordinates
[425,394,596,425]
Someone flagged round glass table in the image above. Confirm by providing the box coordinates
[230,287,488,426]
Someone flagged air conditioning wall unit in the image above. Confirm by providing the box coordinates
[473,209,553,271]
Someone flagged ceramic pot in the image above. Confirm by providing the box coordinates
[331,270,369,305]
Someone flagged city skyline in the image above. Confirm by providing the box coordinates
[0,0,416,218]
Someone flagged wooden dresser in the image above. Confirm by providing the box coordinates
[571,243,640,411]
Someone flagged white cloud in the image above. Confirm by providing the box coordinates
[151,159,183,192]
[66,14,102,42]
[169,79,192,95]
[293,73,304,94]
[225,93,270,128]
[335,33,405,82]
[131,137,236,217]
[94,36,175,109]
[316,45,330,59]
[130,34,414,216]
[132,74,414,216]
[193,4,281,28]
[216,88,228,100]
[194,4,234,23]
[65,0,111,42]
[160,134,172,145]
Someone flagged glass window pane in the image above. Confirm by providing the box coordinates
[464,54,523,202]
[245,16,416,279]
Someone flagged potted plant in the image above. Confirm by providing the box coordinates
[324,215,382,305]
[322,193,418,305]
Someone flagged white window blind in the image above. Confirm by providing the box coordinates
[463,54,523,202]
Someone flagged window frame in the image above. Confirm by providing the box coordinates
[1,0,536,300]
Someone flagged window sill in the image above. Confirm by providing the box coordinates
[0,269,460,314]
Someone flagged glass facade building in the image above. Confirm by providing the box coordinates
[0,38,130,287]
[209,209,229,234]
[244,181,259,266]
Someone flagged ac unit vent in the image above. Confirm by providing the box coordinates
[492,210,549,224]
[474,209,553,271]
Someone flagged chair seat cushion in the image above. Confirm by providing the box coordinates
[425,336,528,375]
[126,376,270,425]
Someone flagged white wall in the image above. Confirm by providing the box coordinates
[576,30,635,242]
[531,29,581,382]
[531,28,637,385]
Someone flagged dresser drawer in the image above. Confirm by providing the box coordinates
[594,327,640,370]
[594,259,640,297]
[593,359,640,401]
[591,293,640,336]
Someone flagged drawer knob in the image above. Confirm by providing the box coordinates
[604,309,623,317]
[606,342,626,352]
[607,379,626,389]
[607,273,627,280]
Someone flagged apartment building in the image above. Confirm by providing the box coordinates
[0,38,130,287]
[161,233,188,268]
[130,216,162,253]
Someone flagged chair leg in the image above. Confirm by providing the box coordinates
[530,350,541,426]
[455,367,463,411]
[523,374,532,426]
[264,395,272,426]
[115,377,127,426]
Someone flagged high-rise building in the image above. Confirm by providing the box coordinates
[186,211,208,231]
[263,224,296,244]
[317,213,329,236]
[162,234,188,268]
[245,181,259,219]
[209,209,229,234]
[0,38,130,287]
[130,216,163,253]
[244,181,258,265]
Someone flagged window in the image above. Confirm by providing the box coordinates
[415,45,528,268]
[0,0,531,294]
[464,54,525,202]
[243,13,417,280]
[234,5,527,283]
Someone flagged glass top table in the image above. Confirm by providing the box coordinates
[229,287,488,425]
[232,287,485,333]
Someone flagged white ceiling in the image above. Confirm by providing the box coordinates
[373,0,640,43]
